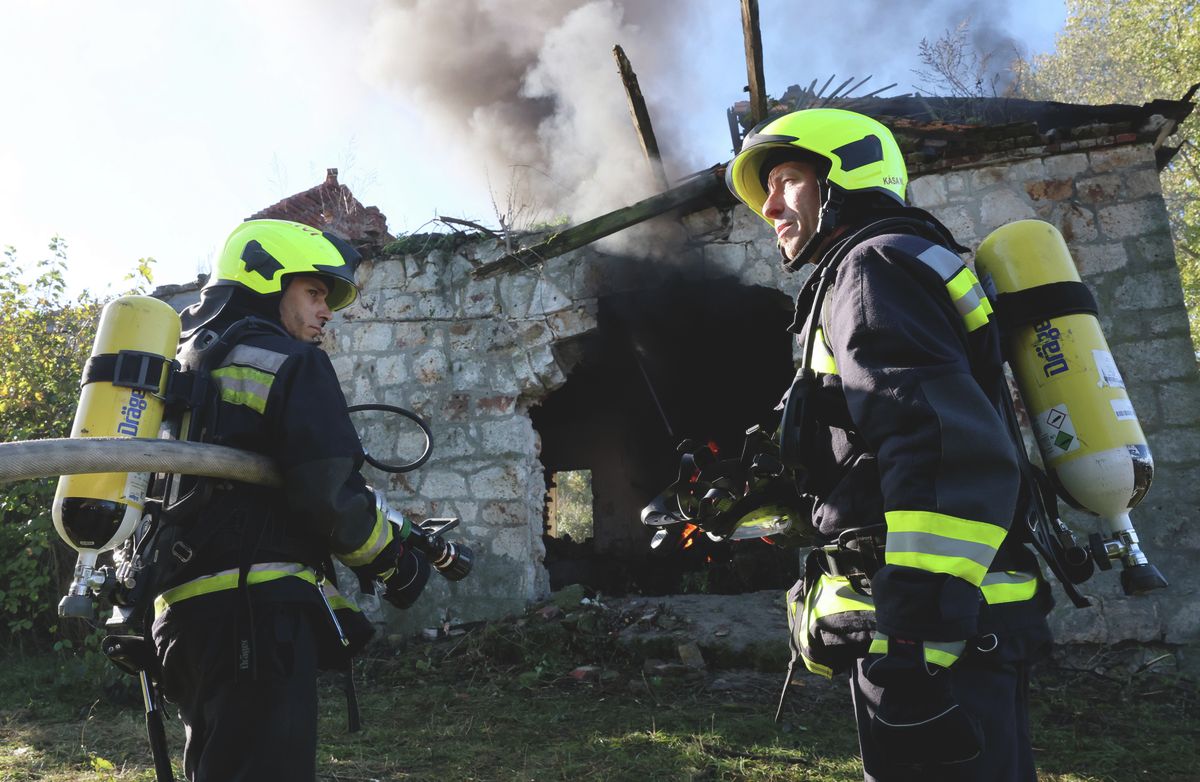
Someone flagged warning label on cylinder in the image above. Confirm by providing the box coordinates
[1111,398,1137,421]
[1093,350,1126,389]
[1033,404,1082,455]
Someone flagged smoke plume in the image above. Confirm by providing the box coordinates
[363,0,1034,245]
[365,0,691,241]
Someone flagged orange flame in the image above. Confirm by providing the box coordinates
[681,523,699,550]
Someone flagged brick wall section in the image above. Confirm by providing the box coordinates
[321,140,1198,645]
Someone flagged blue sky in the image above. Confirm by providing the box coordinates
[0,1,1067,294]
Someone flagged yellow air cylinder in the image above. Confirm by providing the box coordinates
[52,295,181,616]
[975,220,1164,595]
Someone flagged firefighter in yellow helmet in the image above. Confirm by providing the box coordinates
[729,110,1052,780]
[150,220,429,781]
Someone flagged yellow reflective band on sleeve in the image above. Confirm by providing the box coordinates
[869,631,889,655]
[917,246,994,333]
[808,327,838,374]
[947,266,994,333]
[339,510,395,568]
[961,301,992,333]
[154,562,316,617]
[923,639,966,669]
[885,510,1007,587]
[981,570,1040,605]
[211,365,275,414]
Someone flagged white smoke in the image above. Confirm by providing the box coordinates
[363,0,1037,249]
[364,0,691,240]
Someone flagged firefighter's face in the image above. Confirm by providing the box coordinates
[762,159,822,262]
[279,274,333,343]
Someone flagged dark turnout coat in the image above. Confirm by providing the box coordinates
[793,211,1051,660]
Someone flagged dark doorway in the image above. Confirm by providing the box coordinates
[532,277,801,596]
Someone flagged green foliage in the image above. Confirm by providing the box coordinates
[553,469,593,542]
[1013,0,1200,348]
[382,231,481,256]
[0,240,153,670]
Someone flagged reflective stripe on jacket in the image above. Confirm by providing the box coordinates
[799,223,1042,644]
[154,562,317,618]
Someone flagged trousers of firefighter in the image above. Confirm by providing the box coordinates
[782,219,1166,687]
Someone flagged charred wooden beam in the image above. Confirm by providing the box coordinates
[613,44,668,190]
[471,166,728,280]
[740,0,768,128]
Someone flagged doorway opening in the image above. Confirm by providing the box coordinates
[532,277,801,595]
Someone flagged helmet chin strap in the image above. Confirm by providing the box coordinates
[780,184,845,273]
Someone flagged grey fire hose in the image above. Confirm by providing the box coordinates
[0,437,282,487]
[0,436,473,579]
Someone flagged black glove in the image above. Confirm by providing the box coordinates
[865,635,982,767]
[379,547,430,609]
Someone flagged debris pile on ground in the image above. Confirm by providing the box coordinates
[373,585,800,697]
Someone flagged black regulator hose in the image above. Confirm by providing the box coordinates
[345,403,433,473]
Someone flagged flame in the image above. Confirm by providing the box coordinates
[681,523,699,550]
[706,440,719,455]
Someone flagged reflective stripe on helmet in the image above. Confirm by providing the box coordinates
[884,510,1007,587]
[154,562,317,617]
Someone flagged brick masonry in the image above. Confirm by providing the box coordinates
[322,140,1198,645]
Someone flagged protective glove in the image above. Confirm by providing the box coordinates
[378,547,430,609]
[864,634,982,767]
[356,489,431,609]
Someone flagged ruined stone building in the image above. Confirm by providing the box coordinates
[160,93,1199,649]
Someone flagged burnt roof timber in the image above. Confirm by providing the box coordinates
[470,92,1193,279]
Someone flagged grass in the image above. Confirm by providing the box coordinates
[0,603,1197,781]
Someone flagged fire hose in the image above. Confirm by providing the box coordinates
[0,436,472,580]
[0,437,281,487]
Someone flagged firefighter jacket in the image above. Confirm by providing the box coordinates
[151,314,393,666]
[792,211,1052,667]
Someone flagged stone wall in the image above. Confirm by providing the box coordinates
[326,140,1200,645]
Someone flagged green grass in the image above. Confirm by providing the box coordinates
[1,606,1197,781]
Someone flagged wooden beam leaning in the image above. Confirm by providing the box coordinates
[740,0,768,129]
[613,44,668,190]
[471,167,726,280]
